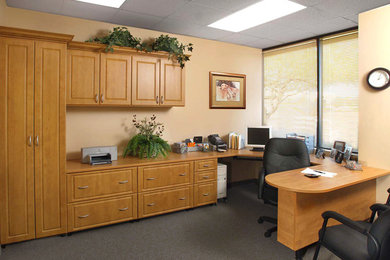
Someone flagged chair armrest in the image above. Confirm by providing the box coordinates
[322,211,368,234]
[369,203,390,222]
[258,168,265,200]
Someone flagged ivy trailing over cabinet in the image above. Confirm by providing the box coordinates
[67,41,186,107]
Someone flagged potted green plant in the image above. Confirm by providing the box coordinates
[123,114,170,159]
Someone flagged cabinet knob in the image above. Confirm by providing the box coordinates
[202,193,209,196]
[147,203,155,207]
[78,214,89,218]
[156,96,159,104]
[78,185,89,189]
[146,177,156,181]
[203,176,210,179]
[27,136,32,146]
[119,207,129,211]
[160,96,164,104]
[179,173,186,176]
[95,94,99,103]
[118,180,129,184]
[35,136,39,146]
[179,197,186,200]
[101,94,104,103]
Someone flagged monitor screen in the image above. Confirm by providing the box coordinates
[247,127,270,146]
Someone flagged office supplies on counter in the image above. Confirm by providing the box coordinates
[228,132,245,150]
[193,136,203,143]
[172,142,188,154]
[301,168,337,178]
[87,153,112,165]
[208,134,227,152]
[344,160,363,171]
[81,146,117,164]
[335,151,344,163]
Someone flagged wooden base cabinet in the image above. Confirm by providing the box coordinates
[0,30,71,244]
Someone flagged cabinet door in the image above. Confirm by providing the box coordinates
[160,59,185,106]
[100,53,131,105]
[67,49,100,105]
[132,55,160,106]
[34,41,67,238]
[0,37,35,244]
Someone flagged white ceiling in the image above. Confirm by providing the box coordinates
[6,0,390,49]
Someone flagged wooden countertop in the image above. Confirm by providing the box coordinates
[266,157,390,194]
[66,149,264,174]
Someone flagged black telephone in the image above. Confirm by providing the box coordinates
[208,134,227,152]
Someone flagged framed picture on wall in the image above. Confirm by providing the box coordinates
[209,71,246,109]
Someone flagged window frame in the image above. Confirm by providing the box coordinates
[262,26,358,152]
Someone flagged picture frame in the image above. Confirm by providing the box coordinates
[344,146,353,161]
[209,71,246,109]
[315,148,325,159]
[329,148,337,159]
[333,141,346,152]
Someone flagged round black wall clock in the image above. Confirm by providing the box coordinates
[367,67,390,90]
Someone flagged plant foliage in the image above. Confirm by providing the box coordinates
[123,115,171,159]
[152,35,193,68]
[87,27,144,52]
[87,27,193,68]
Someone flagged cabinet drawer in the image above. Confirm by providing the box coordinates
[138,162,193,192]
[138,187,193,218]
[67,168,137,202]
[194,182,217,207]
[196,170,217,183]
[195,159,217,172]
[68,195,137,231]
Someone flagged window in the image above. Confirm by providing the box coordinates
[263,30,358,151]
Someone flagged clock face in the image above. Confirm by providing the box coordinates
[367,68,390,90]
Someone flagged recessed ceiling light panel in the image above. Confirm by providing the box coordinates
[208,0,306,32]
[76,0,126,8]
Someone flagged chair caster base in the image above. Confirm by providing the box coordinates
[264,231,272,237]
[258,217,264,224]
[1,245,6,249]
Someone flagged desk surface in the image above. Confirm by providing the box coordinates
[266,158,390,194]
[66,149,264,173]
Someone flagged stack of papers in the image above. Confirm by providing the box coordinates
[301,168,337,178]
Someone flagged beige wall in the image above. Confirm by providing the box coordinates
[359,4,390,202]
[0,0,263,160]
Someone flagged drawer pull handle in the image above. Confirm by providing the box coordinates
[78,185,89,189]
[119,207,129,211]
[147,177,156,181]
[119,180,129,184]
[179,197,186,200]
[179,173,186,176]
[78,214,89,218]
[203,176,210,179]
[203,193,209,196]
[203,164,210,167]
[147,203,155,206]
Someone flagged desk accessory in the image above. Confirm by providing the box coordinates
[193,136,202,143]
[172,142,188,154]
[315,148,325,159]
[333,141,346,152]
[344,146,352,161]
[335,151,344,163]
[305,173,320,178]
[344,160,363,171]
[329,148,337,158]
[81,146,117,164]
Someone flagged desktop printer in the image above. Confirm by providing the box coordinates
[208,134,227,152]
[81,146,117,165]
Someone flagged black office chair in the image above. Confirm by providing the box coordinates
[257,138,310,237]
[313,204,390,260]
[369,188,390,223]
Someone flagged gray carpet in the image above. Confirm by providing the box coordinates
[0,183,338,260]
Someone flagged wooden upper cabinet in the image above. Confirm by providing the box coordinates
[100,53,131,106]
[160,59,185,106]
[67,49,100,105]
[0,37,36,244]
[132,55,160,106]
[34,41,67,238]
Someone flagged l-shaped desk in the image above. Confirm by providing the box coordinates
[67,149,390,252]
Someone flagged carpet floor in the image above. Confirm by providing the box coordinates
[0,182,338,260]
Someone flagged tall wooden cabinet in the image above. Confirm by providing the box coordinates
[0,28,72,245]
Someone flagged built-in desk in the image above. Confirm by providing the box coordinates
[266,158,390,251]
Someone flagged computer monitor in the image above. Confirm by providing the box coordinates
[246,126,272,151]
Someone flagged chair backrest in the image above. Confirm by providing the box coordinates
[259,138,310,204]
[263,138,310,175]
[368,209,390,260]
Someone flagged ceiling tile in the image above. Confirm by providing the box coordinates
[219,33,263,45]
[169,2,232,26]
[110,10,163,29]
[62,0,118,21]
[305,17,357,35]
[120,0,190,17]
[246,38,284,49]
[153,17,203,36]
[187,27,234,41]
[6,0,64,14]
[315,0,390,16]
[190,0,260,11]
[291,0,324,7]
[242,23,316,42]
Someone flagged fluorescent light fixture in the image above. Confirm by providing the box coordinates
[208,0,306,32]
[76,0,126,8]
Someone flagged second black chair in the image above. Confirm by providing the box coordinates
[258,138,310,237]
